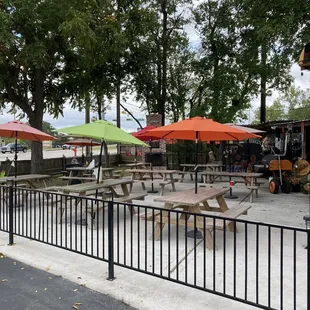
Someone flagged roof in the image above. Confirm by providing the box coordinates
[247,119,310,130]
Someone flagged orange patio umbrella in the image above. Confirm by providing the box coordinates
[140,117,261,141]
[0,121,55,178]
[139,117,261,193]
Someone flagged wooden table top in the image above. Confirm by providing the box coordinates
[121,162,150,167]
[66,167,114,171]
[66,166,94,171]
[52,179,133,193]
[0,174,51,182]
[129,169,179,174]
[101,167,115,171]
[180,163,223,168]
[200,171,263,177]
[154,187,229,206]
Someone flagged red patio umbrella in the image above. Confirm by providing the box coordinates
[0,121,55,178]
[132,125,160,193]
[132,126,158,141]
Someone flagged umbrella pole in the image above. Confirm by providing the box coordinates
[94,139,105,201]
[97,140,104,184]
[187,132,203,239]
[147,140,158,194]
[134,146,137,163]
[195,132,198,194]
[14,131,17,180]
[90,139,93,161]
[225,143,238,199]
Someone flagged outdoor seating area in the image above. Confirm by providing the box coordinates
[2,3,310,309]
[0,171,308,309]
[0,116,309,310]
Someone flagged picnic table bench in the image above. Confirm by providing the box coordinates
[129,169,179,195]
[200,171,264,202]
[49,179,146,228]
[59,176,96,182]
[179,164,223,183]
[0,174,51,189]
[142,187,250,249]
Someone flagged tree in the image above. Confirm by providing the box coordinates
[167,44,196,122]
[253,86,310,123]
[285,86,310,120]
[42,121,56,136]
[252,99,286,124]
[129,0,192,125]
[191,0,258,123]
[235,0,310,123]
[0,0,102,173]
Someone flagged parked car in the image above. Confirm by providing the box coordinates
[62,144,72,150]
[1,143,28,153]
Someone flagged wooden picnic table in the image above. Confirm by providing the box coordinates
[129,169,179,195]
[145,187,250,249]
[179,163,223,182]
[64,166,115,183]
[52,179,133,197]
[200,171,264,202]
[120,162,152,169]
[0,174,51,188]
[50,179,145,224]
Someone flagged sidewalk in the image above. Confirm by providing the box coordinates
[0,254,135,310]
[0,232,251,310]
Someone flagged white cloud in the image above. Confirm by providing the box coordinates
[46,102,146,132]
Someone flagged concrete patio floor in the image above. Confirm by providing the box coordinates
[0,176,309,310]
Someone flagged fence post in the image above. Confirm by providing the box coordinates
[307,230,310,309]
[8,180,14,245]
[107,200,115,280]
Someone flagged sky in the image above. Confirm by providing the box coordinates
[1,12,310,132]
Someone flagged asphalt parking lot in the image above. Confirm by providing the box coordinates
[0,254,135,310]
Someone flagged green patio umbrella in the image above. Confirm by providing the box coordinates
[58,120,148,182]
[58,120,148,146]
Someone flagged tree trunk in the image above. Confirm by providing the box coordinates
[97,93,102,120]
[156,42,162,115]
[29,69,45,174]
[116,79,121,128]
[260,43,267,124]
[161,0,168,126]
[116,0,121,129]
[85,97,91,157]
[29,110,44,174]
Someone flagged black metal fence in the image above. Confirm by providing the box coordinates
[0,185,308,310]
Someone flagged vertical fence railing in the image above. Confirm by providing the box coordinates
[111,202,308,310]
[0,185,308,310]
[1,186,110,262]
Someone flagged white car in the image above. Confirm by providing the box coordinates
[62,144,72,150]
